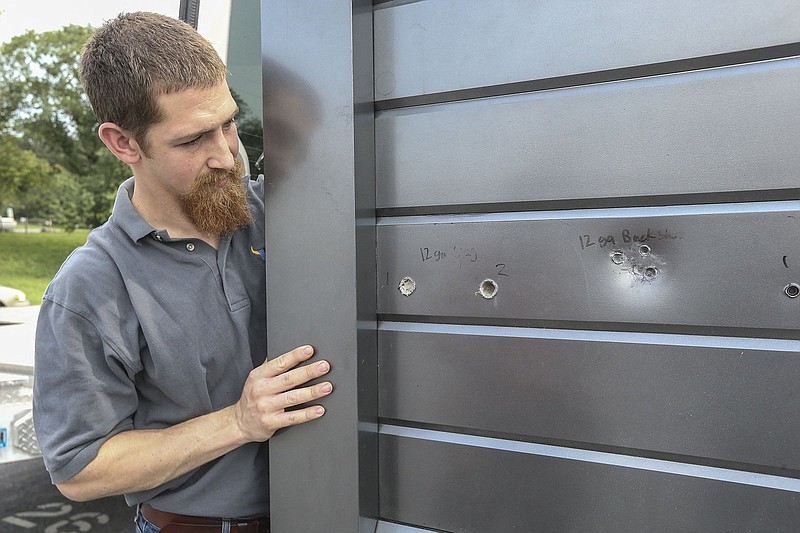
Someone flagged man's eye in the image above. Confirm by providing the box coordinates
[182,136,202,146]
[223,117,237,130]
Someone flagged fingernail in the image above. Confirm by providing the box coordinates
[321,383,332,393]
[317,361,329,372]
[303,346,313,356]
[315,407,325,416]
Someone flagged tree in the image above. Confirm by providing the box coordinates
[0,25,129,227]
[0,133,51,206]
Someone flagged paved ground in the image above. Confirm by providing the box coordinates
[0,458,133,532]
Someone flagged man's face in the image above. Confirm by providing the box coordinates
[135,82,251,235]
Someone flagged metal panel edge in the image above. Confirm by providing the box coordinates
[376,58,800,208]
[262,1,377,531]
[378,330,800,471]
[373,0,800,101]
[379,433,800,532]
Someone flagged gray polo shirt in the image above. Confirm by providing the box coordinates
[33,175,268,518]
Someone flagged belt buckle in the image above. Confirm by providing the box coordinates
[224,518,258,532]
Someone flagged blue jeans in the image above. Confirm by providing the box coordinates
[134,505,160,533]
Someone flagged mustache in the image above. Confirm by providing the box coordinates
[194,159,245,187]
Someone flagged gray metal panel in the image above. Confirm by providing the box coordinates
[380,432,800,532]
[379,326,800,470]
[376,58,800,209]
[262,1,377,531]
[376,204,800,333]
[374,0,800,101]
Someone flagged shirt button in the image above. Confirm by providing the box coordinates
[186,243,195,252]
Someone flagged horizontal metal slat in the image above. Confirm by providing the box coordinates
[376,205,800,333]
[380,432,800,532]
[376,58,800,209]
[378,327,800,470]
[375,522,432,533]
[374,0,800,101]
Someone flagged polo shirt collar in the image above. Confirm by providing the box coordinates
[112,177,159,243]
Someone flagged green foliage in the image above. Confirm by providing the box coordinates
[0,230,90,304]
[1,26,94,173]
[0,25,129,228]
[230,88,264,172]
[0,133,52,205]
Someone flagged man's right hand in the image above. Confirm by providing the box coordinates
[232,344,332,443]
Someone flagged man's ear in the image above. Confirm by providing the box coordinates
[98,123,143,165]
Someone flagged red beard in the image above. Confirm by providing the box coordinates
[179,159,253,236]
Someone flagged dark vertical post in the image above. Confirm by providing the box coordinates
[178,0,200,28]
[261,1,377,531]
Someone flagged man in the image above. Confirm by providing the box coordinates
[33,12,330,532]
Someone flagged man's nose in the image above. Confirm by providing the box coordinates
[207,129,238,170]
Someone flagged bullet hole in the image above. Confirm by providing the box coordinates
[398,277,416,296]
[611,251,625,265]
[784,283,800,298]
[639,244,651,257]
[644,266,658,280]
[478,279,499,299]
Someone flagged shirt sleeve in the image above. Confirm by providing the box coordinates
[33,298,139,484]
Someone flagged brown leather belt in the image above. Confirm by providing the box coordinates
[140,503,269,532]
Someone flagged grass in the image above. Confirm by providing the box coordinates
[0,229,91,305]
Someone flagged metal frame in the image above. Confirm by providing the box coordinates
[178,0,200,28]
[261,2,377,531]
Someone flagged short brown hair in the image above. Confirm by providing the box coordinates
[80,12,228,151]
